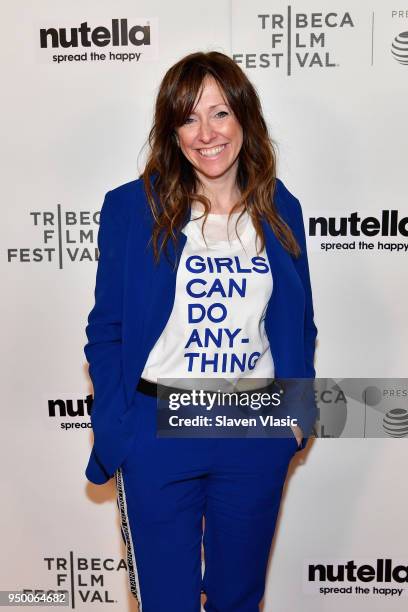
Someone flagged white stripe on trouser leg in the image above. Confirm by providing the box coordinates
[115,467,142,609]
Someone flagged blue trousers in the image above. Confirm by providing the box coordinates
[114,389,300,611]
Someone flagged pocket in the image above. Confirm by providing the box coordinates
[290,435,301,452]
[120,388,147,423]
[120,412,144,472]
[120,390,154,471]
[289,425,303,450]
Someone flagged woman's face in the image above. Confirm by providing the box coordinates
[175,76,243,181]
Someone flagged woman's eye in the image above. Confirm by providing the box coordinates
[216,111,229,118]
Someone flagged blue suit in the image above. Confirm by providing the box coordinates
[84,176,318,486]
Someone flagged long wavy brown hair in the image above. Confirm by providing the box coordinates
[140,50,301,267]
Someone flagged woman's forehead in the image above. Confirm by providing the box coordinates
[191,77,228,108]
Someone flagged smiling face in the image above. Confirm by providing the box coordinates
[175,76,243,182]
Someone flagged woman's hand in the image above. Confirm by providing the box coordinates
[290,424,303,448]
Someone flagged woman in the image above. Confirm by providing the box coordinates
[84,51,318,611]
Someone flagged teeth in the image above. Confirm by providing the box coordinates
[198,144,226,157]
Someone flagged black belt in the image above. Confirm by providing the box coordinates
[136,376,282,399]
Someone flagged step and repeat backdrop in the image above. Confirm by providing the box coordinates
[1,1,407,610]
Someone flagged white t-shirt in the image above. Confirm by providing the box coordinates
[141,204,275,390]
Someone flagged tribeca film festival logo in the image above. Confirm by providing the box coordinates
[304,558,408,598]
[7,205,100,268]
[233,7,355,74]
[38,17,158,64]
[307,210,408,254]
[23,552,129,606]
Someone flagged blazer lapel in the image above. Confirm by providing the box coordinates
[141,228,188,359]
[124,210,190,406]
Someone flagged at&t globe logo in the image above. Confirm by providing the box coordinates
[391,31,408,65]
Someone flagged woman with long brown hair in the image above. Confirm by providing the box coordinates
[84,50,318,611]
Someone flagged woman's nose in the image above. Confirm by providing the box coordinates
[197,120,216,142]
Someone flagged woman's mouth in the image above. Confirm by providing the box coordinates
[197,144,227,158]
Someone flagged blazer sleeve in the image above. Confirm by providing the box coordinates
[84,190,129,437]
[289,196,318,378]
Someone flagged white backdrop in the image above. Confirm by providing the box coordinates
[1,1,407,610]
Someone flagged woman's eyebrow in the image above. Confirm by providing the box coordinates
[188,102,229,115]
[208,103,228,109]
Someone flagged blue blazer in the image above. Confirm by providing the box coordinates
[84,176,318,485]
